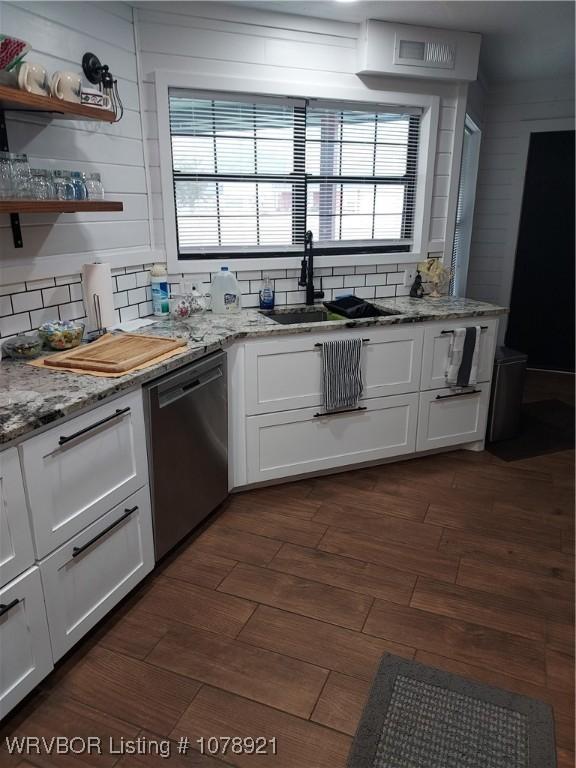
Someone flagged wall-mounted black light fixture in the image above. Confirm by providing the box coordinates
[82,52,124,122]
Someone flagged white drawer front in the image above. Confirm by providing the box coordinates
[0,567,53,719]
[420,319,498,390]
[245,326,424,415]
[21,389,148,558]
[246,394,418,483]
[416,384,490,452]
[0,448,35,589]
[40,485,154,661]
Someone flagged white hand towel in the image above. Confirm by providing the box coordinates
[446,327,481,387]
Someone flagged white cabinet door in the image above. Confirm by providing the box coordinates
[21,389,148,559]
[0,567,53,719]
[0,448,35,589]
[420,318,498,390]
[40,486,153,661]
[416,384,490,452]
[245,326,424,415]
[246,394,418,483]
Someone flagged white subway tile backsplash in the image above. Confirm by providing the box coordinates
[136,271,151,287]
[0,296,12,317]
[70,283,84,302]
[321,276,344,289]
[128,287,147,305]
[113,291,129,309]
[120,304,139,322]
[59,301,85,321]
[55,274,81,285]
[139,301,154,317]
[375,285,396,298]
[30,307,59,327]
[0,260,409,338]
[12,291,42,314]
[0,312,31,337]
[42,285,70,307]
[343,275,365,288]
[354,286,376,299]
[116,273,138,292]
[365,275,389,287]
[274,278,300,292]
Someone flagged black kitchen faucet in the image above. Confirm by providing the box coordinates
[299,230,325,305]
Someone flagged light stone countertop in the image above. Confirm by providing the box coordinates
[0,296,507,446]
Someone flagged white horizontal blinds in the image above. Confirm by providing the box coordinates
[305,104,421,247]
[170,90,306,254]
[450,124,473,295]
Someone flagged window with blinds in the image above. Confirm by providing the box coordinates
[169,89,421,258]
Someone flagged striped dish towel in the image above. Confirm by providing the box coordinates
[320,338,364,412]
[446,327,481,387]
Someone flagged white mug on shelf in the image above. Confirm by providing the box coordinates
[50,71,82,103]
[17,62,49,96]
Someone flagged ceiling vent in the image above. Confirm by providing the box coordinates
[358,21,481,82]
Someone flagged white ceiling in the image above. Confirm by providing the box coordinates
[231,1,575,83]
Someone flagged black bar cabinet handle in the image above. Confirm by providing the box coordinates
[441,326,488,335]
[59,407,131,446]
[72,506,138,559]
[0,598,20,618]
[314,338,370,347]
[436,390,481,400]
[314,406,367,417]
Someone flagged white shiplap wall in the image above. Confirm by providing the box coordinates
[135,1,464,275]
[466,78,575,317]
[0,1,160,284]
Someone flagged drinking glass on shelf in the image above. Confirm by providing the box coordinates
[52,170,75,200]
[30,169,55,200]
[84,172,104,200]
[70,171,87,200]
[0,151,13,199]
[10,153,32,199]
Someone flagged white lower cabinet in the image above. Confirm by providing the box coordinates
[246,394,418,483]
[0,448,35,589]
[21,388,148,559]
[416,383,490,452]
[0,567,53,719]
[40,486,154,661]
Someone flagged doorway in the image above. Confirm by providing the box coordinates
[505,130,575,371]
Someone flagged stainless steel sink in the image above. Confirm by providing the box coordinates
[259,307,345,324]
[260,304,401,324]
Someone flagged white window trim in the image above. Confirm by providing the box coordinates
[155,69,440,274]
[451,114,482,296]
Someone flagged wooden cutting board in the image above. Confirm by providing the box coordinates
[44,333,187,373]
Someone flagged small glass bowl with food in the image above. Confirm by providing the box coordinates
[38,320,85,350]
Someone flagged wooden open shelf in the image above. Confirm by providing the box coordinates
[0,84,116,123]
[0,200,123,213]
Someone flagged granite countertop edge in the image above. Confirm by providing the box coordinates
[0,297,507,446]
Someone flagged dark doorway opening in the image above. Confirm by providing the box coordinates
[506,130,575,372]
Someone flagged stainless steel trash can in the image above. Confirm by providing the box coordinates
[487,347,528,442]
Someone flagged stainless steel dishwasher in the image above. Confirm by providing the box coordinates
[144,351,228,560]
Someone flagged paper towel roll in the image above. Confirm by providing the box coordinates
[82,262,116,332]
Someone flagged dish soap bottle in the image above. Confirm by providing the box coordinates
[259,275,275,310]
[211,267,241,314]
[150,263,169,317]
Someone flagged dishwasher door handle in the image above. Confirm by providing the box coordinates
[158,367,223,408]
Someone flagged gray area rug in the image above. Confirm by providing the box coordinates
[348,655,556,768]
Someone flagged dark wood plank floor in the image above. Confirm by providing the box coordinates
[2,373,574,768]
